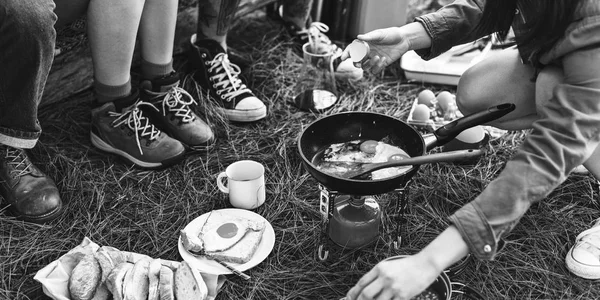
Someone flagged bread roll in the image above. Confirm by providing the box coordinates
[174,261,207,300]
[147,259,162,300]
[94,247,126,283]
[69,254,102,300]
[106,262,133,300]
[123,257,151,300]
[158,266,175,300]
[90,283,110,300]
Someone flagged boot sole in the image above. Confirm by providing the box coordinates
[220,106,267,123]
[90,132,185,169]
[6,201,64,224]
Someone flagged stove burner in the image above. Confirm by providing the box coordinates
[317,182,411,260]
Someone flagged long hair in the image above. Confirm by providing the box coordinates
[473,0,581,64]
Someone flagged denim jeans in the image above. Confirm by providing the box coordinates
[0,0,57,149]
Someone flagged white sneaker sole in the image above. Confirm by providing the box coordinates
[565,246,600,279]
[90,132,182,169]
[220,106,267,122]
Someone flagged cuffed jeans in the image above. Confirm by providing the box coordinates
[0,0,57,149]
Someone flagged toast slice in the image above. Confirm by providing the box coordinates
[205,227,265,264]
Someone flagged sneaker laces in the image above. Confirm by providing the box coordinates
[109,101,161,155]
[2,147,34,178]
[157,86,197,123]
[295,22,335,47]
[207,53,251,102]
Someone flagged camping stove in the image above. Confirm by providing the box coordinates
[316,182,411,260]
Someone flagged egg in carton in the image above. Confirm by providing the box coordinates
[407,89,462,133]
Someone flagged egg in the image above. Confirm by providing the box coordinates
[359,140,378,154]
[412,104,431,121]
[200,220,249,252]
[436,91,455,113]
[347,39,369,63]
[417,89,436,106]
[455,126,485,143]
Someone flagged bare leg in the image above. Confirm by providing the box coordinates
[87,0,144,86]
[139,0,177,65]
[458,47,600,181]
[196,0,241,50]
[456,48,538,130]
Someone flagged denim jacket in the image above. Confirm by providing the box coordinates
[414,0,600,260]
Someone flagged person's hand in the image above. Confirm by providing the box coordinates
[344,254,440,300]
[341,27,410,74]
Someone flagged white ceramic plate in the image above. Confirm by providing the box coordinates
[177,208,275,275]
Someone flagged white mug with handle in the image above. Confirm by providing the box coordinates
[217,160,266,210]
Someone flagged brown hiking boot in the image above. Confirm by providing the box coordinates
[140,72,215,151]
[90,91,186,169]
[0,145,63,223]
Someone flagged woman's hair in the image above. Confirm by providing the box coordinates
[473,0,581,64]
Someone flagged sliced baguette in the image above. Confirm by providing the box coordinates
[158,266,175,300]
[69,254,102,300]
[123,257,151,300]
[147,259,162,300]
[174,261,208,300]
[106,262,133,300]
[90,283,110,300]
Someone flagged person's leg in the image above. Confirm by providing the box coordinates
[87,0,185,168]
[456,48,538,130]
[189,0,267,122]
[0,0,62,223]
[137,0,214,150]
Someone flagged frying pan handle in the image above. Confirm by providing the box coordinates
[428,103,515,150]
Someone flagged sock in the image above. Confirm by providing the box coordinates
[141,58,174,81]
[94,78,132,104]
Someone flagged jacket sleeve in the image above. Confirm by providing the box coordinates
[414,0,489,60]
[449,45,600,260]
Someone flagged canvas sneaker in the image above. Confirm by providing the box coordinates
[90,90,186,169]
[566,218,600,279]
[188,35,267,123]
[273,5,363,82]
[140,72,215,151]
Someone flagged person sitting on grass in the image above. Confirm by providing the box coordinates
[341,0,600,299]
[188,0,362,123]
[88,0,214,169]
[0,0,64,223]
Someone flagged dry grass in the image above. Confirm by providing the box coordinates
[3,3,600,300]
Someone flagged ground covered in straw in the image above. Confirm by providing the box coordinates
[3,3,600,300]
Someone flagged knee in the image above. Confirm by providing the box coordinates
[456,65,487,115]
[1,0,57,46]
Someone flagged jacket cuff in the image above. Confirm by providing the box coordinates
[414,14,450,60]
[448,202,498,260]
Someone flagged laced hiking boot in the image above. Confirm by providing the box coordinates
[272,6,363,82]
[140,72,215,151]
[189,35,267,123]
[0,145,63,223]
[90,90,186,169]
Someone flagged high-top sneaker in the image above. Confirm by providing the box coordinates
[140,72,215,151]
[189,35,267,122]
[0,144,63,223]
[272,6,363,82]
[90,90,186,169]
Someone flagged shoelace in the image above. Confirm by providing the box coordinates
[294,22,334,45]
[207,53,251,102]
[158,86,197,123]
[109,101,161,155]
[3,147,34,179]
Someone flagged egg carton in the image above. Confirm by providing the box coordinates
[406,98,462,132]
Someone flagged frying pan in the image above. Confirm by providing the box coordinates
[298,103,515,195]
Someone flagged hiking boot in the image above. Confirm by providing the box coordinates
[140,72,215,151]
[566,218,600,279]
[0,145,63,223]
[188,35,267,122]
[90,90,186,169]
[272,5,363,82]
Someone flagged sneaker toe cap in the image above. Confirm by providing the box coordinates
[571,243,600,266]
[236,96,267,111]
